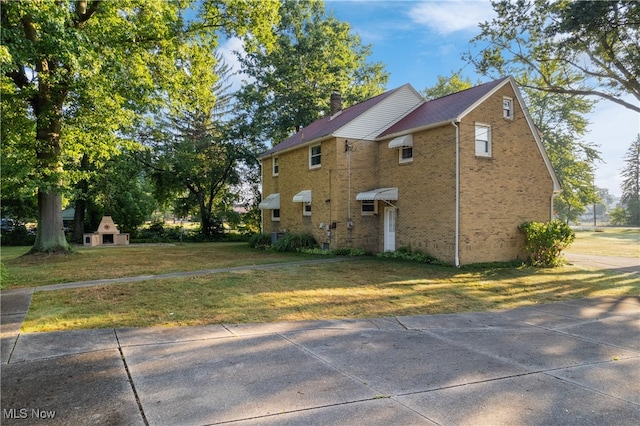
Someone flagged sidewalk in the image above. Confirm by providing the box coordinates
[1,258,639,425]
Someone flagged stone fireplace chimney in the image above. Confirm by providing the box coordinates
[330,90,342,116]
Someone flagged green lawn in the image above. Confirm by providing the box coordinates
[2,229,638,332]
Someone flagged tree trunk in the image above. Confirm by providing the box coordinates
[72,154,90,243]
[29,189,71,254]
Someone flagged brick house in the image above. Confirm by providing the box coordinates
[258,76,560,266]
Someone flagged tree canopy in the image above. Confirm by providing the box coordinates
[1,0,280,253]
[235,0,389,146]
[619,134,640,225]
[469,0,640,113]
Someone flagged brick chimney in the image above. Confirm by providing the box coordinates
[330,90,342,116]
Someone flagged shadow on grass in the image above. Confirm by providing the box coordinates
[21,258,639,332]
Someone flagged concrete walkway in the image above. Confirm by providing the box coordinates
[1,257,639,425]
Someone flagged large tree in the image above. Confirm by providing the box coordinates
[141,51,250,239]
[469,0,640,113]
[522,72,601,223]
[236,0,389,146]
[1,0,279,253]
[620,134,640,226]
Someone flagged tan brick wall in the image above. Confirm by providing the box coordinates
[457,84,554,263]
[379,126,458,262]
[261,83,555,264]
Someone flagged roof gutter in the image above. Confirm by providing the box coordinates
[257,134,334,161]
[375,119,453,142]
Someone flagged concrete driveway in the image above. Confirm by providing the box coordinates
[1,255,638,425]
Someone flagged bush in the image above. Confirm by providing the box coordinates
[0,224,36,246]
[273,232,318,252]
[376,246,441,264]
[521,220,575,267]
[248,233,272,249]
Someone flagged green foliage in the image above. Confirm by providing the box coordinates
[521,221,576,267]
[273,233,318,252]
[609,207,630,226]
[470,0,640,113]
[329,247,370,256]
[422,74,475,100]
[620,135,640,226]
[376,246,442,264]
[0,225,37,247]
[236,0,389,145]
[248,233,273,250]
[1,0,280,254]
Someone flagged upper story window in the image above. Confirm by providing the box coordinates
[475,123,492,158]
[503,97,514,120]
[309,144,321,168]
[399,146,413,163]
[388,134,413,164]
[272,156,279,176]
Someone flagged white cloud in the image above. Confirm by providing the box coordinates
[218,37,252,91]
[408,0,495,35]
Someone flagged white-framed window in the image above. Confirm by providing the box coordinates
[309,144,321,168]
[503,97,513,120]
[475,123,492,157]
[361,200,377,215]
[271,209,280,221]
[303,202,312,216]
[399,146,413,163]
[272,156,279,176]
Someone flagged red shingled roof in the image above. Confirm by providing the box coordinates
[380,77,510,137]
[261,86,406,157]
[261,77,511,157]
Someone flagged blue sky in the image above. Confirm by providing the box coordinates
[222,0,640,197]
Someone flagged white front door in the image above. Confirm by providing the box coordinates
[384,206,396,252]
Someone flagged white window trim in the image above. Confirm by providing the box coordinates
[475,123,492,158]
[309,144,322,169]
[303,202,312,216]
[271,209,280,221]
[398,146,413,163]
[272,156,279,176]
[503,97,514,120]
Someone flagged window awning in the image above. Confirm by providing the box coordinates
[356,187,398,201]
[388,134,413,149]
[258,193,280,209]
[292,190,312,203]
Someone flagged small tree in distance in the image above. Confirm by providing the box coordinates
[619,134,640,226]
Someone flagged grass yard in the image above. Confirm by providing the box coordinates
[1,242,322,288]
[569,228,639,257]
[2,228,638,332]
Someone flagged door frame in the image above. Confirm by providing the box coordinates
[384,206,396,252]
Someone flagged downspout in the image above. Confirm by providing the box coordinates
[452,121,461,268]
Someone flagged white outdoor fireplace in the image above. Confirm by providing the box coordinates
[83,216,129,247]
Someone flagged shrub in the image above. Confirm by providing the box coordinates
[273,232,317,252]
[376,246,441,264]
[0,224,36,246]
[520,220,575,267]
[248,233,272,249]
